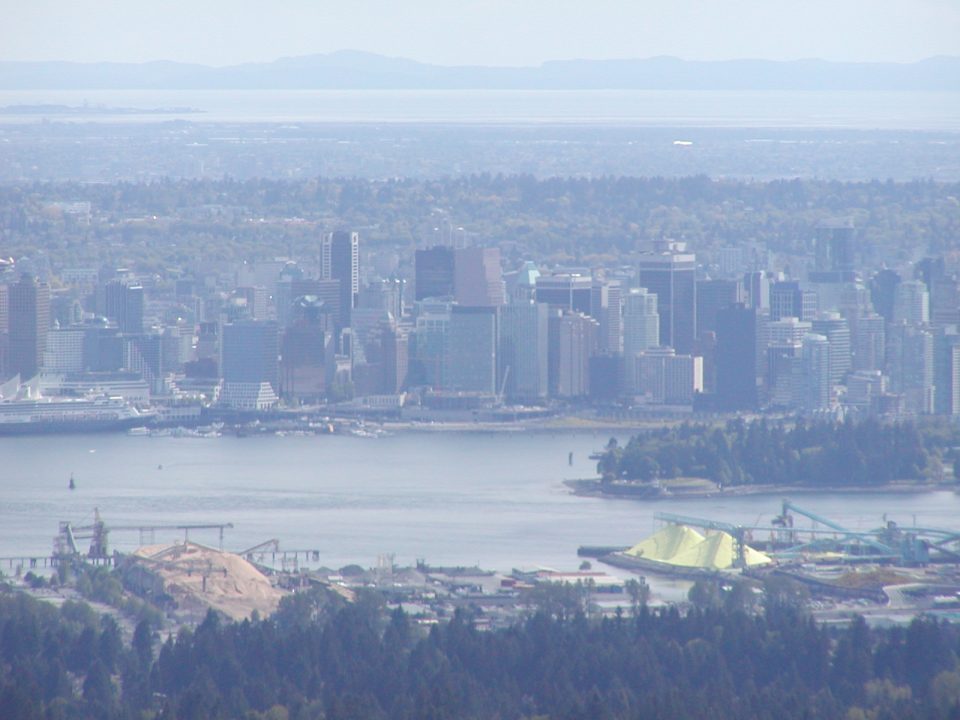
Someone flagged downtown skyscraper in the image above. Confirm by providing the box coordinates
[321,230,359,331]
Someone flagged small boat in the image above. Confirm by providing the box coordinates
[68,473,76,490]
[568,451,574,466]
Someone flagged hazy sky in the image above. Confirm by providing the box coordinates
[4,0,958,66]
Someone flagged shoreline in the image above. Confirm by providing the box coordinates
[564,478,957,501]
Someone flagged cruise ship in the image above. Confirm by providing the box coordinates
[0,392,154,435]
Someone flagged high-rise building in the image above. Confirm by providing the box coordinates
[444,306,497,394]
[766,316,813,346]
[44,327,85,372]
[743,271,770,311]
[767,342,801,407]
[321,230,359,329]
[410,300,452,389]
[934,328,960,416]
[380,324,409,395]
[696,279,743,339]
[811,223,856,281]
[852,312,886,372]
[716,304,758,411]
[499,302,549,402]
[535,274,593,315]
[627,347,703,405]
[870,269,901,323]
[0,284,8,378]
[930,277,960,327]
[622,288,659,356]
[8,274,50,381]
[161,325,193,375]
[846,371,887,416]
[234,286,269,322]
[81,324,123,373]
[915,256,946,290]
[359,278,405,320]
[104,279,144,335]
[504,262,540,304]
[637,245,696,354]
[811,312,851,385]
[886,322,935,414]
[281,297,333,403]
[589,354,621,402]
[125,334,163,394]
[0,284,9,336]
[719,247,744,277]
[275,278,340,328]
[221,320,280,409]
[770,281,817,322]
[415,246,455,300]
[893,280,930,325]
[592,279,623,354]
[795,333,831,412]
[554,311,598,398]
[454,247,504,307]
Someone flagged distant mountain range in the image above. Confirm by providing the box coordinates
[1,51,958,91]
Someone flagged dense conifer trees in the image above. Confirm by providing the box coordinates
[3,585,960,718]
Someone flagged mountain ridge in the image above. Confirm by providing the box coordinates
[0,51,957,91]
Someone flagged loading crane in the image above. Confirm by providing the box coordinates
[657,500,945,566]
[654,511,751,568]
[55,510,234,559]
[773,500,899,559]
[55,508,109,559]
[106,522,234,550]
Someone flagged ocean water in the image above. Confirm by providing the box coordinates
[1,431,957,574]
[0,89,958,130]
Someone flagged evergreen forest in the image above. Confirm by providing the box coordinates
[5,584,960,719]
[596,418,960,488]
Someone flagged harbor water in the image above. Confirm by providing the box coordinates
[2,431,959,575]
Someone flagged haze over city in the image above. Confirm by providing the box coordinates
[3,2,960,718]
[3,0,959,66]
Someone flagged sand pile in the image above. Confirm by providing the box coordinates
[132,542,288,621]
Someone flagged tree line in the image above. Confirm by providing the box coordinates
[5,582,960,719]
[597,418,957,488]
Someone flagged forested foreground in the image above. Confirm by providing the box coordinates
[5,587,960,720]
[597,418,959,488]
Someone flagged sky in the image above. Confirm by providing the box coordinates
[3,0,959,67]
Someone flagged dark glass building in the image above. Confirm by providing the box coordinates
[321,231,359,330]
[8,274,50,380]
[637,249,696,354]
[716,304,758,411]
[696,278,742,339]
[104,279,144,335]
[415,246,455,301]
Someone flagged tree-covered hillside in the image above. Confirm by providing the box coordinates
[4,584,960,719]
